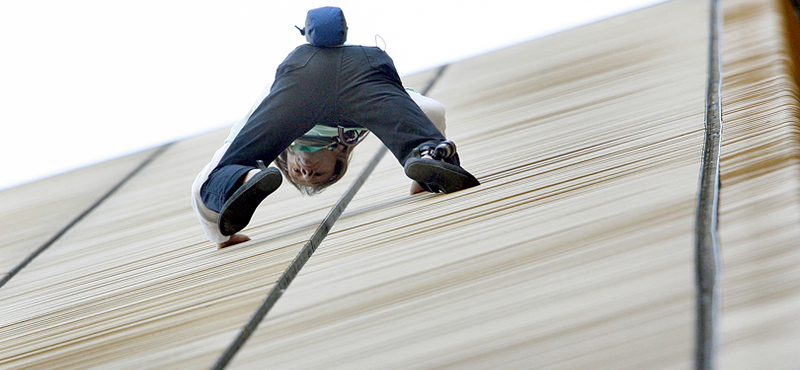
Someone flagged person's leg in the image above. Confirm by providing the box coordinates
[339,46,478,193]
[339,47,446,165]
[201,45,336,212]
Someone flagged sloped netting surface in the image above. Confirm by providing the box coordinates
[2,0,799,369]
[718,0,800,368]
[0,149,159,278]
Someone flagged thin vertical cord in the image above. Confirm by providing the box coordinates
[695,0,723,368]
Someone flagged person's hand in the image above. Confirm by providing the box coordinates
[243,168,261,183]
[217,233,251,249]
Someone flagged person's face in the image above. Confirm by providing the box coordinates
[286,149,339,187]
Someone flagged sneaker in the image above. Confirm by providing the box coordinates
[218,161,282,236]
[404,157,479,194]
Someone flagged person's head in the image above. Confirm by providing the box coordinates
[274,145,353,196]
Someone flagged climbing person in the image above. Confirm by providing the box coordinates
[191,6,479,249]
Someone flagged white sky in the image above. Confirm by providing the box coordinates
[0,0,665,190]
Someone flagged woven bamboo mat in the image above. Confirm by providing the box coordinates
[0,148,158,276]
[718,0,800,368]
[1,0,799,368]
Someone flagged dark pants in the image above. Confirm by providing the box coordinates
[201,44,447,212]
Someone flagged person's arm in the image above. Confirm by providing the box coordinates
[406,90,447,194]
[407,89,447,135]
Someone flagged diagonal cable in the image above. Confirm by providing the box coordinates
[0,143,173,289]
[694,0,723,369]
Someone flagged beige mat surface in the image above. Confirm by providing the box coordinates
[1,0,798,369]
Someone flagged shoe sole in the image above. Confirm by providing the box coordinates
[404,158,479,194]
[218,168,282,236]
